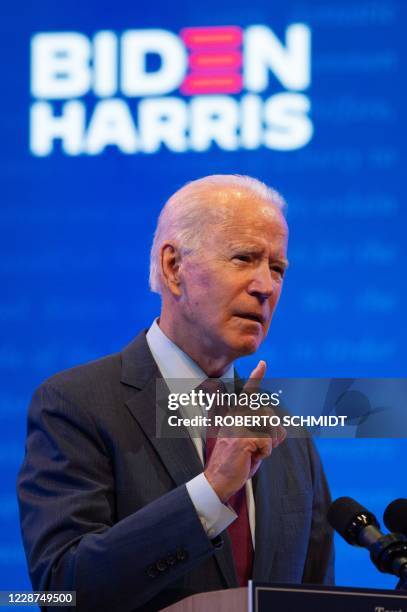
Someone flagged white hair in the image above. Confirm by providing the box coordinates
[149,174,286,294]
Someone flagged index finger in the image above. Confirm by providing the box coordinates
[243,360,267,395]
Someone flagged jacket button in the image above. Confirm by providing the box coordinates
[156,559,168,572]
[166,553,176,566]
[176,548,188,561]
[146,564,159,578]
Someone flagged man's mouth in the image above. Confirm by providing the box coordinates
[235,312,265,325]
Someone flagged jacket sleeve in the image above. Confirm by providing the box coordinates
[17,382,218,611]
[301,438,335,585]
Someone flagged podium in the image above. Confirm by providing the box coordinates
[161,583,407,612]
[161,587,247,612]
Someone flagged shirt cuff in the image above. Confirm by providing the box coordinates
[186,473,237,539]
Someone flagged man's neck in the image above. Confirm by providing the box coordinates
[158,316,232,378]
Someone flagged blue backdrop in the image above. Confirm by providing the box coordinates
[1,0,405,599]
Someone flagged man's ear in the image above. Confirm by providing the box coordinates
[160,243,183,296]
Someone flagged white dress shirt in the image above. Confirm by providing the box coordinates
[146,319,256,545]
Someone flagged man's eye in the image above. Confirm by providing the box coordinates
[233,255,251,262]
[270,265,285,277]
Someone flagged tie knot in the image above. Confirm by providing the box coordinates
[197,378,228,396]
[196,379,229,415]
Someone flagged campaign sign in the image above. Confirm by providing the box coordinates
[250,582,407,612]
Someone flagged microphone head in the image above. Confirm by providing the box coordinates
[328,496,380,545]
[384,499,407,536]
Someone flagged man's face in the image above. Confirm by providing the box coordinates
[176,193,289,364]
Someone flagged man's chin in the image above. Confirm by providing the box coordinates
[230,334,264,358]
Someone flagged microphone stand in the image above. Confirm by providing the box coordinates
[367,532,407,592]
[396,564,407,591]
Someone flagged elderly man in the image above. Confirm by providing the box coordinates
[18,175,334,611]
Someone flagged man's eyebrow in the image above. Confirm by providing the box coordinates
[227,244,289,268]
[275,257,289,269]
[227,242,262,251]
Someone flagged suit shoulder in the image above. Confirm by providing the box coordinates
[36,351,122,400]
[26,352,127,433]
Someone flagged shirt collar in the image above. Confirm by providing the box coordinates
[146,318,234,393]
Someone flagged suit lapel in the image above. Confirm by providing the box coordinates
[252,447,285,582]
[121,330,237,588]
[126,375,204,485]
[233,371,285,580]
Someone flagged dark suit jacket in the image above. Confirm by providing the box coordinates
[17,331,334,611]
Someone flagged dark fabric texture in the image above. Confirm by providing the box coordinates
[201,378,254,588]
[17,330,335,611]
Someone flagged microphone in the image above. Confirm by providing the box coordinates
[384,499,407,536]
[328,496,407,589]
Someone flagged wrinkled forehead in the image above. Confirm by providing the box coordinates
[206,187,287,223]
[200,202,288,261]
[213,193,288,237]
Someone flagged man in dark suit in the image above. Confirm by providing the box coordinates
[18,175,334,611]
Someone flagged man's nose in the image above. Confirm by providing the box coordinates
[247,262,275,301]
